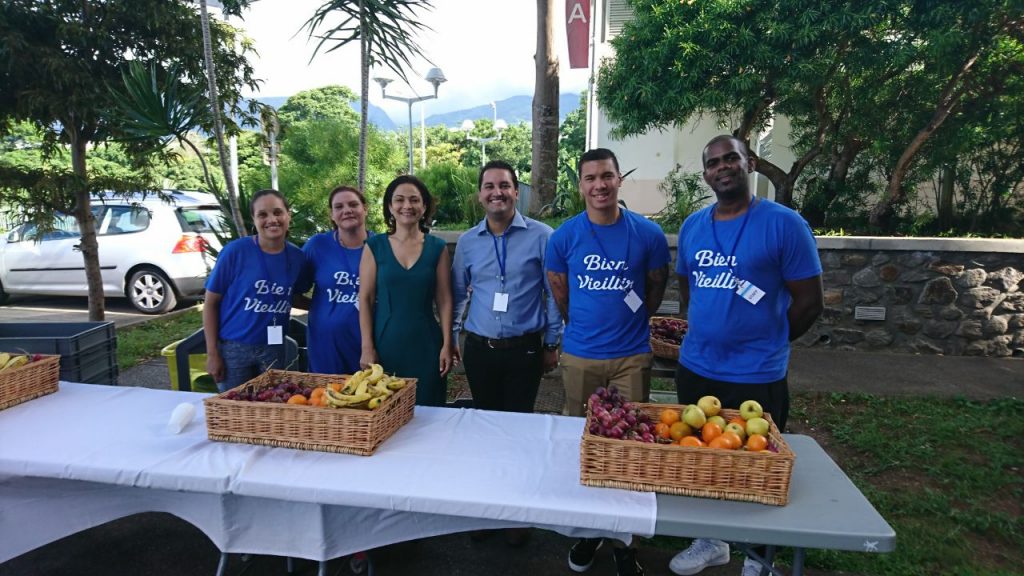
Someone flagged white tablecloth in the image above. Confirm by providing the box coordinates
[0,383,656,562]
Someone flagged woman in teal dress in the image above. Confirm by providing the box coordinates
[358,175,454,406]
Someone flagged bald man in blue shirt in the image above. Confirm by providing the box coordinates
[452,160,563,414]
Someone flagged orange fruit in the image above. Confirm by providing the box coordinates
[728,416,747,428]
[310,388,326,401]
[287,394,308,405]
[720,431,743,450]
[679,436,704,448]
[700,422,723,443]
[330,382,343,393]
[659,409,681,426]
[654,422,672,439]
[708,436,731,450]
[669,421,692,441]
[746,433,768,452]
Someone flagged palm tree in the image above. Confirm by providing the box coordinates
[303,0,435,192]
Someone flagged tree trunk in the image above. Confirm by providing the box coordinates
[69,134,105,322]
[199,0,246,236]
[531,0,559,215]
[870,51,981,229]
[938,164,955,229]
[357,0,369,188]
[805,139,864,227]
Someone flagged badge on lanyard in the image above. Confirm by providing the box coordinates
[493,292,509,312]
[624,289,642,313]
[735,279,765,305]
[267,324,284,345]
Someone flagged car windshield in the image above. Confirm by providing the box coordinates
[179,207,227,234]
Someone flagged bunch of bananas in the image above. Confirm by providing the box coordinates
[324,363,407,410]
[0,352,31,371]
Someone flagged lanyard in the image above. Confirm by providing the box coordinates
[490,231,508,284]
[585,210,632,290]
[709,196,756,275]
[253,237,291,323]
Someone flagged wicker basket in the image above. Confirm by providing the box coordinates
[0,354,61,410]
[204,369,416,456]
[649,316,685,360]
[580,404,795,505]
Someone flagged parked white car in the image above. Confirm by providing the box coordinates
[0,191,225,313]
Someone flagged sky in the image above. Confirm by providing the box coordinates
[229,0,592,121]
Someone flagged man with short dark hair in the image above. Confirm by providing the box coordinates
[546,148,670,576]
[670,135,823,576]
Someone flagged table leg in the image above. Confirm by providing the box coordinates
[318,560,328,576]
[215,552,228,576]
[287,556,296,573]
[791,548,806,576]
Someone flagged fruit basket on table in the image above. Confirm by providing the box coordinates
[579,388,795,506]
[0,352,61,411]
[204,365,416,456]
[649,316,687,360]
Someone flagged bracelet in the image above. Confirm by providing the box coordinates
[543,344,559,352]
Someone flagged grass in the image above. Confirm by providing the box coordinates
[646,392,1024,576]
[116,308,203,369]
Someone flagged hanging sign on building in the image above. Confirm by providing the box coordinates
[566,0,590,69]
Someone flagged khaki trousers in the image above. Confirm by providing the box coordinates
[560,352,653,417]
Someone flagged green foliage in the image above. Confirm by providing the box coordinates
[553,93,588,217]
[276,85,360,128]
[116,309,203,369]
[548,161,585,217]
[415,162,478,225]
[651,166,710,233]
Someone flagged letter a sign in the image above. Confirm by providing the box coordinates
[566,0,590,69]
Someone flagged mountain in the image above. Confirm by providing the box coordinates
[254,92,581,131]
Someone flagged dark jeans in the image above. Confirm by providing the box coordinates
[462,332,544,413]
[674,363,790,432]
[217,339,286,393]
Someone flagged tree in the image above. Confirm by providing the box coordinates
[276,85,361,128]
[531,0,559,215]
[302,0,435,192]
[0,0,257,320]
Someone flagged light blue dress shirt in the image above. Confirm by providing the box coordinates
[452,211,563,346]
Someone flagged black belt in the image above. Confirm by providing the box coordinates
[465,331,542,350]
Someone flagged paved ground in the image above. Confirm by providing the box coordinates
[0,295,198,328]
[2,337,1020,575]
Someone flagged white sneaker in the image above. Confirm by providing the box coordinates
[740,556,773,576]
[669,538,730,575]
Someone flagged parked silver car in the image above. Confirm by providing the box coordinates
[0,191,225,313]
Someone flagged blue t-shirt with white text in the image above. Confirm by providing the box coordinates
[676,199,821,383]
[546,210,670,359]
[206,237,304,346]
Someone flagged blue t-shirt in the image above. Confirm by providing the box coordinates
[546,210,671,359]
[676,199,821,383]
[205,237,304,346]
[296,231,366,374]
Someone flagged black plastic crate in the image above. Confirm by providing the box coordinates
[0,322,118,385]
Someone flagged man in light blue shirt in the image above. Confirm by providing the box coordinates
[452,160,562,417]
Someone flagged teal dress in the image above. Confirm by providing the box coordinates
[367,233,447,406]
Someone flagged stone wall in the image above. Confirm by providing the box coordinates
[436,231,1024,357]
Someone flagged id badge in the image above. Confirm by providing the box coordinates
[493,292,509,312]
[267,324,284,345]
[623,289,642,313]
[736,279,766,305]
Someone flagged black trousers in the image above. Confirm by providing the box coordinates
[674,363,790,432]
[463,332,544,413]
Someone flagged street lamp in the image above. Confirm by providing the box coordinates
[374,67,447,174]
[462,118,507,166]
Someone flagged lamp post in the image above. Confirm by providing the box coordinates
[374,68,447,174]
[462,118,507,166]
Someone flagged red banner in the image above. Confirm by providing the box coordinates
[566,0,590,69]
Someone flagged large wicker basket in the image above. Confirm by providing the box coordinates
[0,354,61,410]
[204,369,416,456]
[580,404,795,505]
[649,316,686,360]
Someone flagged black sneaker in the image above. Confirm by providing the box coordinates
[568,538,604,572]
[613,547,646,576]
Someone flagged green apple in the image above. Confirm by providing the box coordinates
[745,416,770,437]
[724,422,747,441]
[707,415,727,430]
[682,404,707,428]
[739,399,764,421]
[696,395,722,418]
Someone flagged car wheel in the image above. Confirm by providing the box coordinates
[127,268,178,314]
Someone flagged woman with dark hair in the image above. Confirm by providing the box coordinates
[295,185,371,375]
[204,189,305,392]
[358,175,454,406]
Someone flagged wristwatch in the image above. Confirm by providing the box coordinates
[543,343,560,352]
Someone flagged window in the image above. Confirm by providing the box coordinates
[103,206,150,235]
[179,207,226,234]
